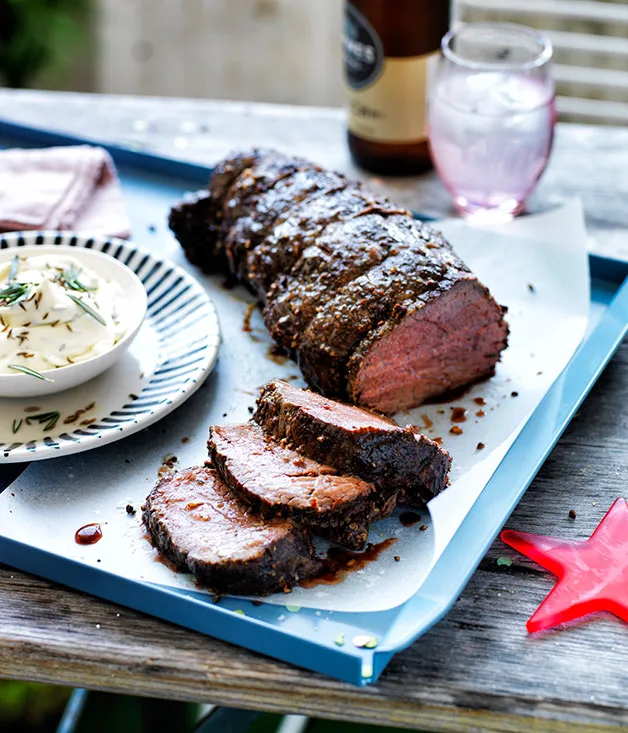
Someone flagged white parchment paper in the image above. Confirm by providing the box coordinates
[0,200,590,613]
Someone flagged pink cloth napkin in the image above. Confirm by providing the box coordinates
[0,145,131,239]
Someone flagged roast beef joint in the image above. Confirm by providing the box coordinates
[169,149,509,414]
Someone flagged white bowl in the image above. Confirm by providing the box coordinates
[0,241,147,398]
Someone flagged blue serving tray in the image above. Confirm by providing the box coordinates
[0,119,627,686]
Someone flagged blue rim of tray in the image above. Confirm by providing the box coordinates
[0,118,627,686]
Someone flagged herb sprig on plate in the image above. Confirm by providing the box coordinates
[27,411,61,431]
[11,410,61,433]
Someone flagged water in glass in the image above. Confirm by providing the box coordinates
[428,23,555,224]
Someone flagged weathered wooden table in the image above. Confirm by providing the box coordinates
[1,89,628,732]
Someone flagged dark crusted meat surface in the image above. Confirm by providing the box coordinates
[143,465,321,596]
[254,380,451,507]
[169,149,509,413]
[167,190,219,273]
[208,423,390,550]
[248,186,402,300]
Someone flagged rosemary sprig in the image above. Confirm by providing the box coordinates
[66,293,106,326]
[12,418,22,434]
[27,411,61,431]
[0,282,32,308]
[8,364,54,382]
[56,265,96,293]
[8,254,19,284]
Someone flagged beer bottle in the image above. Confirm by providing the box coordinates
[344,0,451,175]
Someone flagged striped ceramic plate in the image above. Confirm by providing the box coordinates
[0,231,220,463]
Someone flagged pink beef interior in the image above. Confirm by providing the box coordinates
[351,279,508,413]
[278,379,399,431]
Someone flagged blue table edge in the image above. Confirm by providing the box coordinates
[0,117,627,686]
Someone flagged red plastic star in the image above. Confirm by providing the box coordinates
[501,498,628,633]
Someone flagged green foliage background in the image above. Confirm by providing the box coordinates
[0,0,89,88]
[0,680,70,730]
[0,0,89,720]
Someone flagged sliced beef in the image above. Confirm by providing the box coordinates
[143,465,320,596]
[169,149,509,412]
[254,380,451,507]
[208,423,392,550]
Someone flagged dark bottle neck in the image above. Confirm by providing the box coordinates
[347,0,451,57]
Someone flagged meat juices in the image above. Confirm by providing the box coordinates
[169,149,509,414]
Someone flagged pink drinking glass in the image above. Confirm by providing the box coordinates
[428,23,556,224]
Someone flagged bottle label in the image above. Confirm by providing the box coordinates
[344,3,384,90]
[346,52,436,144]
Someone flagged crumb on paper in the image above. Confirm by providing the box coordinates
[157,454,178,478]
[569,509,577,520]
